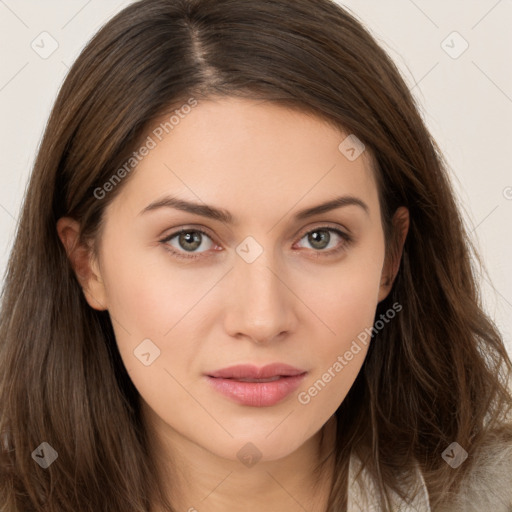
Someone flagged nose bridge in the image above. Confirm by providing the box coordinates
[225,240,295,342]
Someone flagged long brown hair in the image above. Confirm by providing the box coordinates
[1,0,511,510]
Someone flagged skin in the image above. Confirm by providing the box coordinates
[57,96,409,512]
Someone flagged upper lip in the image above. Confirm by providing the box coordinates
[207,363,307,380]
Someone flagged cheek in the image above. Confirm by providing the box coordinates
[298,237,384,396]
[100,237,211,335]
[97,237,198,375]
[308,244,385,342]
[296,278,378,416]
[100,252,207,416]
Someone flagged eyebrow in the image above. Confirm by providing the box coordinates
[139,194,369,223]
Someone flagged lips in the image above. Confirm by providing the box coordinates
[206,364,307,407]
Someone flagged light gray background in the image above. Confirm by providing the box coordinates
[1,1,511,357]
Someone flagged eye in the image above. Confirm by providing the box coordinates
[160,228,217,260]
[159,225,353,261]
[294,226,352,256]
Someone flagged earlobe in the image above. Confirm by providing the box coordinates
[56,217,108,311]
[378,206,410,302]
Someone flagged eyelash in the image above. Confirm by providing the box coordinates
[159,225,353,261]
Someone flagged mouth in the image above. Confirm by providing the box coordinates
[205,363,307,407]
[229,376,283,383]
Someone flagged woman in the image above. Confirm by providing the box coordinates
[1,0,511,510]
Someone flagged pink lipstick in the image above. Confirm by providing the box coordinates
[206,363,307,407]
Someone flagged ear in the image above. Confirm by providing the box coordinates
[378,206,409,303]
[56,217,108,311]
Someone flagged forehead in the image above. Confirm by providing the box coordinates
[107,97,379,224]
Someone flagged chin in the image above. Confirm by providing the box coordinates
[199,426,316,465]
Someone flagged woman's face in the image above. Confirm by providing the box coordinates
[62,97,405,463]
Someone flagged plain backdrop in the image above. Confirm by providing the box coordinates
[0,0,511,358]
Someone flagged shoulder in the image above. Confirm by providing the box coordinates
[348,432,512,512]
[434,432,512,512]
[348,452,431,511]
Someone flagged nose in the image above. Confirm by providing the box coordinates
[223,249,298,345]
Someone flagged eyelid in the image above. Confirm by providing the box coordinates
[293,221,351,241]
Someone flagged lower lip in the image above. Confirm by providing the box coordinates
[206,374,307,407]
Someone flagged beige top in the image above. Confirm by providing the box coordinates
[347,435,512,511]
[348,452,431,511]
